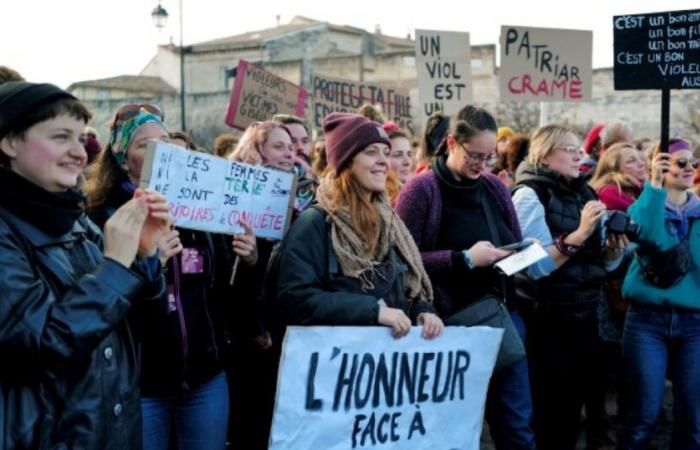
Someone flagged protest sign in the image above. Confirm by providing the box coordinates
[270,326,503,450]
[225,59,307,130]
[499,25,593,102]
[140,140,296,240]
[310,74,413,133]
[415,29,472,122]
[613,9,700,90]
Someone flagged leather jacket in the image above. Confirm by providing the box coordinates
[0,207,164,449]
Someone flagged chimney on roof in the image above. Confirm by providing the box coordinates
[375,24,381,35]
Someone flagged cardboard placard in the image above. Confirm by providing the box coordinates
[269,326,503,450]
[415,29,473,122]
[310,74,413,132]
[140,141,297,240]
[499,25,593,101]
[613,9,700,90]
[225,59,308,130]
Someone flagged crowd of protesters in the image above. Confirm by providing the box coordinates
[1,65,700,450]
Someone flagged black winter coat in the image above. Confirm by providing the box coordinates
[275,207,434,326]
[0,207,163,449]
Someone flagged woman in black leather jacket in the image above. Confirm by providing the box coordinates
[0,83,169,449]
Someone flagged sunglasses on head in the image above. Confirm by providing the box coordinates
[674,157,700,170]
[112,103,164,126]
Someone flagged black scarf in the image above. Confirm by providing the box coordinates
[0,168,85,236]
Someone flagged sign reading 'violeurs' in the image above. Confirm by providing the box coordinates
[613,9,700,90]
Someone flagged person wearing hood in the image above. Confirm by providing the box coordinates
[619,139,700,449]
[0,82,169,449]
[511,124,628,450]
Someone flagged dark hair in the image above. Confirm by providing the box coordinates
[0,66,24,85]
[0,97,92,167]
[272,114,309,135]
[357,104,385,124]
[388,129,410,141]
[418,112,449,163]
[169,130,198,150]
[506,134,530,173]
[438,105,498,155]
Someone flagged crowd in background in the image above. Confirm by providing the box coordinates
[1,64,700,450]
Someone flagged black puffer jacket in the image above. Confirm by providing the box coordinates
[0,207,163,449]
[514,163,607,315]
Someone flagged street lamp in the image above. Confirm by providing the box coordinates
[151,1,187,132]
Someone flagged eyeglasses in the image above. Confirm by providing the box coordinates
[554,145,584,155]
[674,157,700,170]
[459,144,498,165]
[112,103,164,126]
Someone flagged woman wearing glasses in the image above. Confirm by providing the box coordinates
[511,125,628,450]
[395,106,536,450]
[619,139,700,449]
[0,83,169,449]
[85,104,251,450]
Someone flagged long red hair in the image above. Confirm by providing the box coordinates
[325,170,384,256]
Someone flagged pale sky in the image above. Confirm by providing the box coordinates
[1,0,697,88]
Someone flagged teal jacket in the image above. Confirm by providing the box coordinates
[622,182,700,310]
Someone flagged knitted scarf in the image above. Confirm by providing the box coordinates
[316,176,433,302]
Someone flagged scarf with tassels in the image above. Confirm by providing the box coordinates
[315,176,433,302]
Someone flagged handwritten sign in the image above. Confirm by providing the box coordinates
[225,59,307,130]
[613,9,700,90]
[311,74,413,133]
[499,26,593,101]
[140,141,296,240]
[269,326,503,450]
[415,29,472,122]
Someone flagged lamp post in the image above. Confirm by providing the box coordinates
[151,1,186,131]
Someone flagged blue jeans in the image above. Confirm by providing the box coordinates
[486,311,537,450]
[621,304,700,450]
[142,371,229,450]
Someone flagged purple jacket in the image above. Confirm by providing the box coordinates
[395,170,523,312]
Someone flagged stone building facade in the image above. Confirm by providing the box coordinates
[70,16,700,149]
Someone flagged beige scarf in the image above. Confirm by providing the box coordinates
[316,176,433,302]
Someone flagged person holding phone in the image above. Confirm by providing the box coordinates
[395,106,536,450]
[619,139,700,449]
[511,124,629,450]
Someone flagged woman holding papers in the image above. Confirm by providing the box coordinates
[395,105,536,450]
[0,83,168,449]
[511,124,628,450]
[85,105,248,450]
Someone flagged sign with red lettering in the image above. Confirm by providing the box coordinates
[225,59,307,130]
[140,141,296,240]
[499,26,593,102]
[415,29,472,123]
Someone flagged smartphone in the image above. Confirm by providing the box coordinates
[498,240,534,252]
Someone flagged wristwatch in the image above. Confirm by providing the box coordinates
[462,250,475,270]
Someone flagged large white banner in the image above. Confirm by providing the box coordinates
[270,326,503,450]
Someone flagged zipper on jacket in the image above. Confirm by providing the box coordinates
[172,255,190,389]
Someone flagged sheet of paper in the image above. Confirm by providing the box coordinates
[494,241,548,276]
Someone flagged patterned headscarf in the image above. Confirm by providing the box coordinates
[109,108,167,166]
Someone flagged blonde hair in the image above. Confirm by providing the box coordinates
[527,124,576,167]
[589,143,642,194]
[229,121,290,165]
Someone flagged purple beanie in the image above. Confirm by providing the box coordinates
[322,112,391,172]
